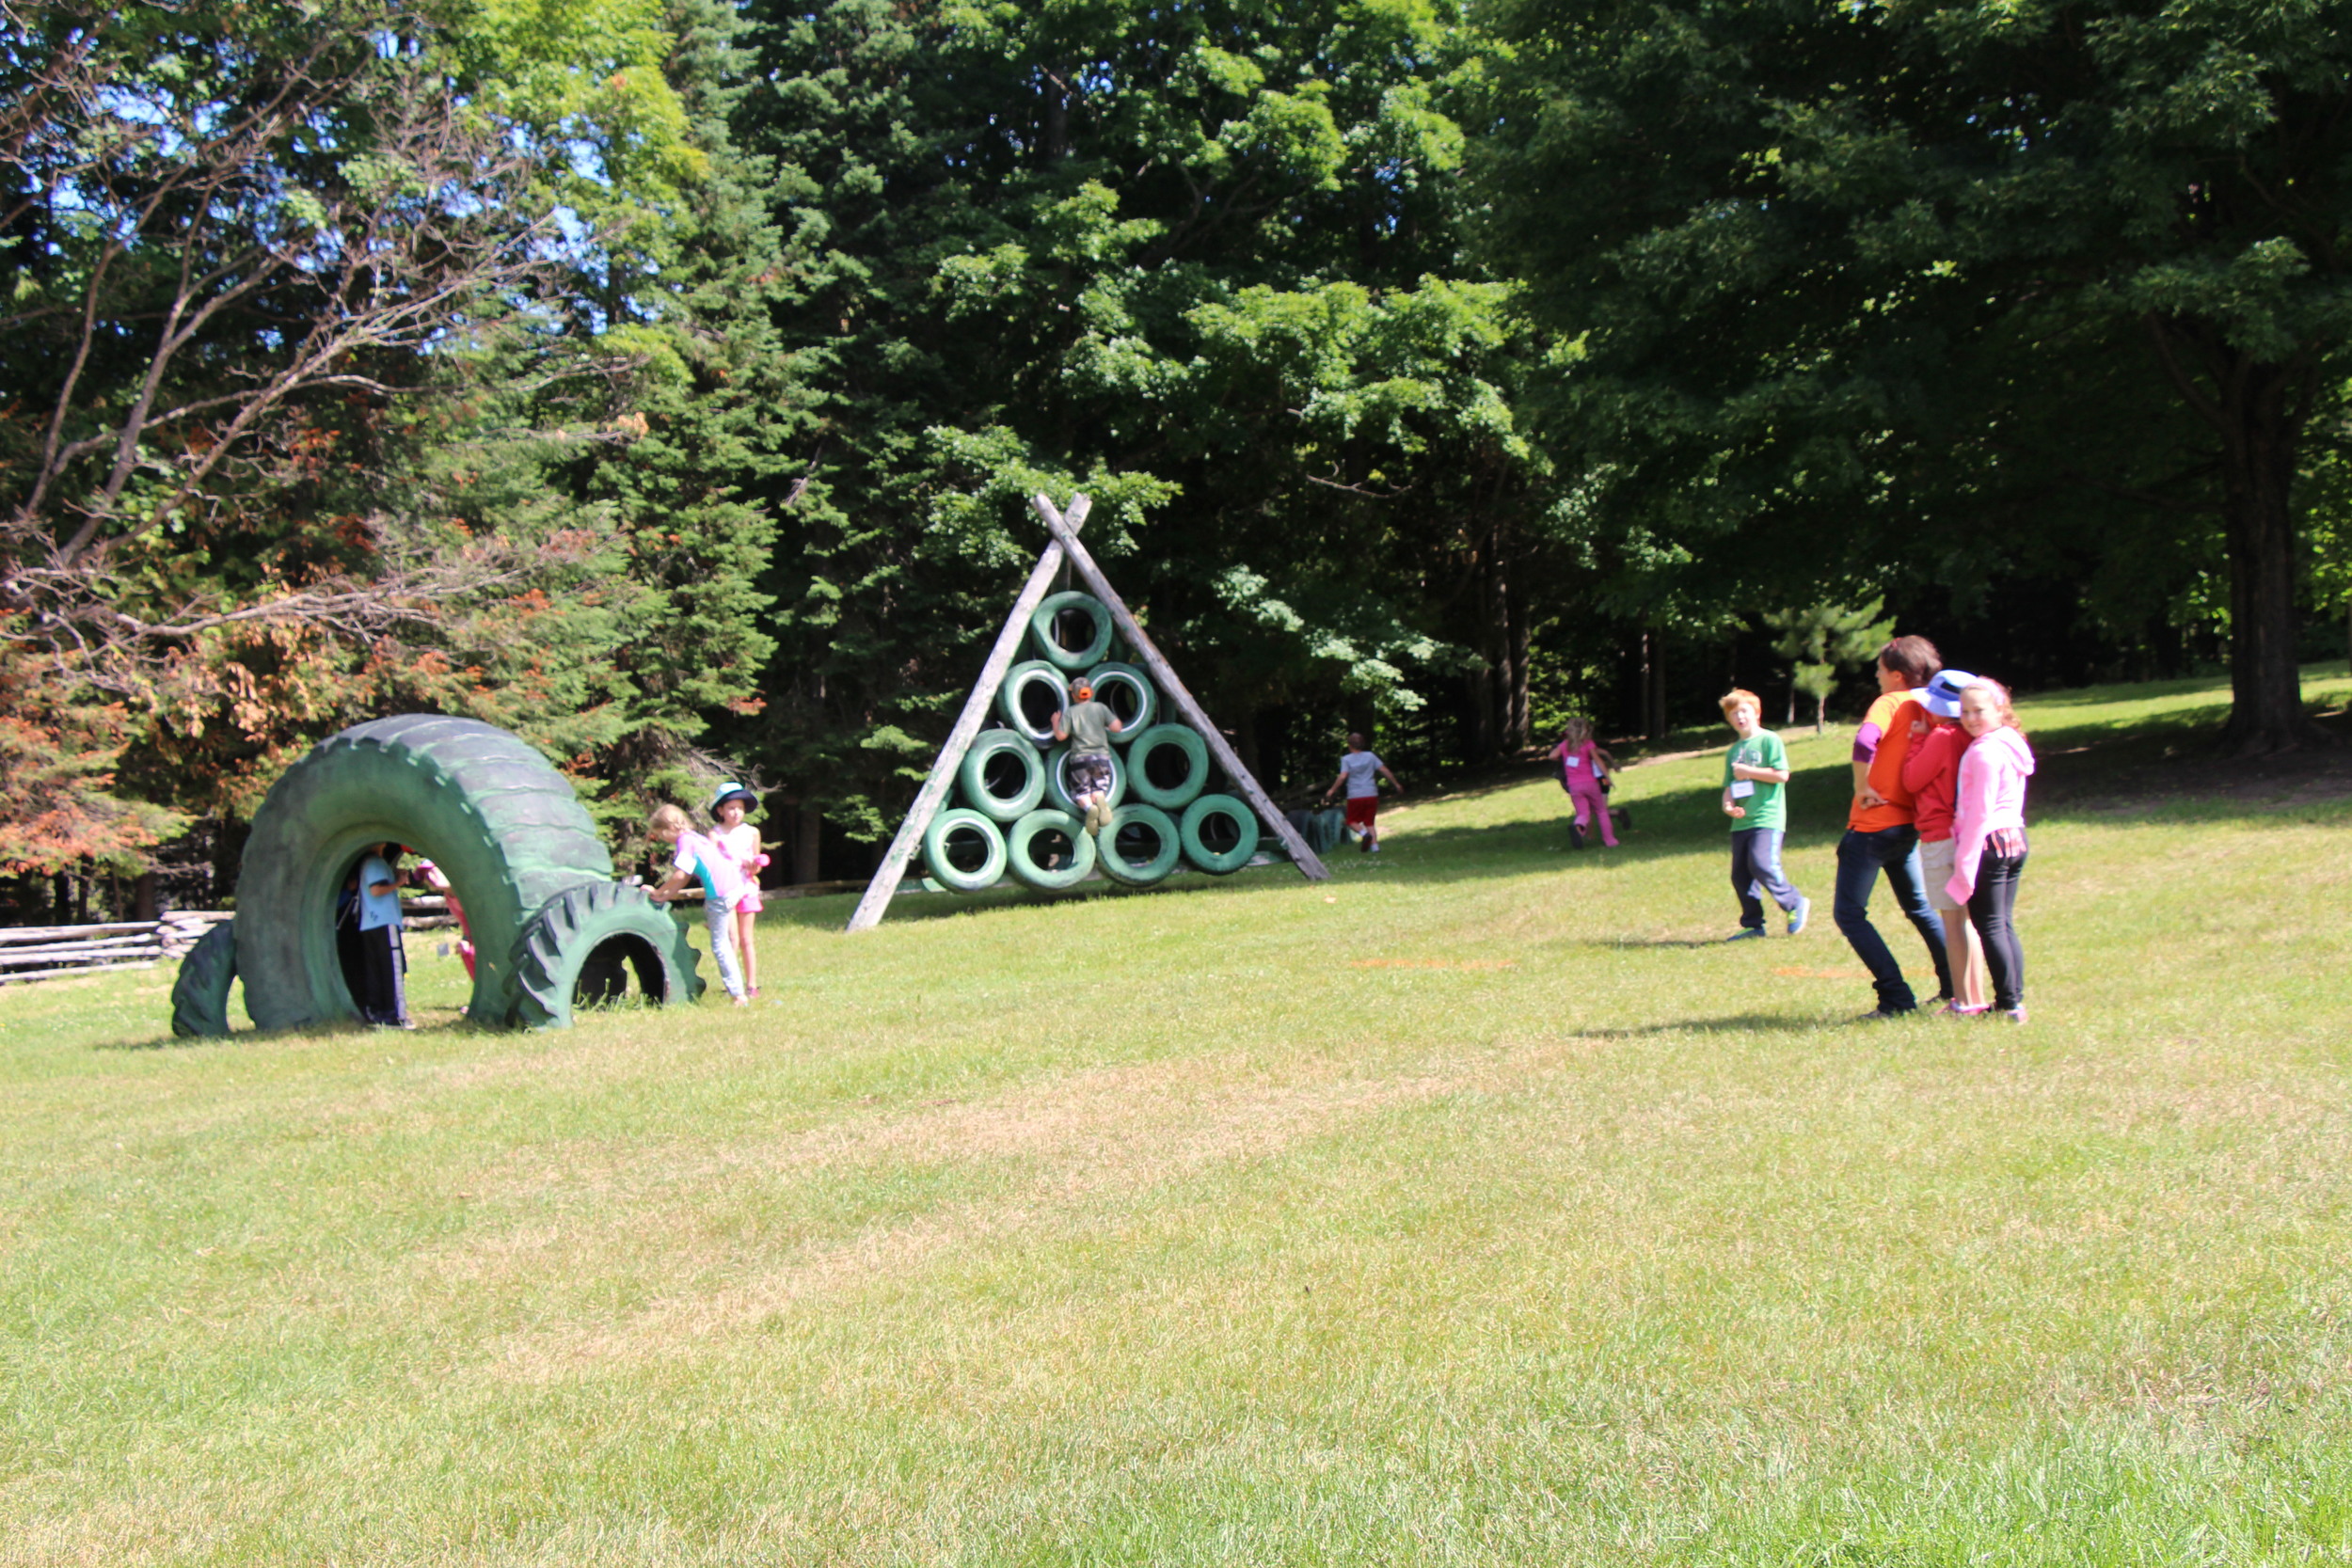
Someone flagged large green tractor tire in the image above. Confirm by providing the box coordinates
[510,883,705,1030]
[1043,743,1128,816]
[234,715,614,1029]
[169,922,240,1038]
[996,660,1070,744]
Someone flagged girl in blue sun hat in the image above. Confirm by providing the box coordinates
[709,782,767,999]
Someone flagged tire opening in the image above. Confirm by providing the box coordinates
[575,932,670,1008]
[1196,812,1245,854]
[981,750,1030,800]
[1050,607,1097,656]
[1142,743,1194,790]
[1112,820,1165,864]
[1031,826,1078,870]
[1017,677,1061,731]
[331,842,414,1024]
[1101,678,1145,726]
[941,823,996,875]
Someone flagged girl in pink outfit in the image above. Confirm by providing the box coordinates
[1551,717,1619,848]
[1946,680,2037,1022]
[710,784,766,1001]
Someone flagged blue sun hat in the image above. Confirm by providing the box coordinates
[709,781,758,815]
[1923,669,1979,720]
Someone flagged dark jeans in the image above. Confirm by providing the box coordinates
[1834,825,1953,1011]
[1730,828,1801,929]
[359,925,407,1025]
[1964,850,2027,1010]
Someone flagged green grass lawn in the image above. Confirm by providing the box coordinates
[5,666,2351,1565]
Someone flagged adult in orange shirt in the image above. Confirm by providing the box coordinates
[1832,635,1954,1019]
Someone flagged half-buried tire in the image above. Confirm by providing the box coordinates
[510,882,705,1030]
[169,922,239,1038]
[234,715,615,1030]
[1180,793,1260,874]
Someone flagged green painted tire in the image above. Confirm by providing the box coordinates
[1083,662,1155,739]
[234,715,612,1030]
[1180,794,1260,875]
[169,922,239,1038]
[1126,722,1209,809]
[957,729,1046,821]
[924,808,1009,892]
[1043,744,1128,816]
[1006,808,1096,890]
[1098,804,1181,885]
[510,882,706,1030]
[996,660,1070,744]
[1029,591,1115,670]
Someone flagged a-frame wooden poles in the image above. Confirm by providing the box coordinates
[845,495,1092,933]
[1034,494,1332,882]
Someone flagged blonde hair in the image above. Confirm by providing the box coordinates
[1719,688,1761,720]
[1963,678,2024,739]
[1559,715,1593,749]
[647,802,690,835]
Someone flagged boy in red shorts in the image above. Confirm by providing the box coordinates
[1321,732,1405,853]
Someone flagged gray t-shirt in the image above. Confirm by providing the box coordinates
[1064,700,1117,756]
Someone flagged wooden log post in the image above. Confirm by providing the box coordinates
[1033,495,1331,882]
[846,496,1094,933]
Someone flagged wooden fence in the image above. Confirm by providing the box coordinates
[0,911,233,985]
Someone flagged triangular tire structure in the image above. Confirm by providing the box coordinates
[848,493,1332,932]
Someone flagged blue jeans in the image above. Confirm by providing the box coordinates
[1730,828,1801,929]
[1834,824,1952,1011]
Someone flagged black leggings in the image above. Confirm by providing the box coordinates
[1963,851,2027,1010]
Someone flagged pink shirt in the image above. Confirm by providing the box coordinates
[1554,739,1605,788]
[1947,726,2036,903]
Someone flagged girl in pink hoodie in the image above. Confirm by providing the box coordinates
[1946,679,2036,1022]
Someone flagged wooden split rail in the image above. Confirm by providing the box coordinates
[0,911,234,986]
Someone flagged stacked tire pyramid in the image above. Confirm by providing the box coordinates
[922,592,1262,894]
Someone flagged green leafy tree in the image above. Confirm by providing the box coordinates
[1475,0,2352,752]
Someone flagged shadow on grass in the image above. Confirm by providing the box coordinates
[1567,1011,1845,1038]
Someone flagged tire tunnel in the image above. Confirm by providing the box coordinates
[171,715,705,1036]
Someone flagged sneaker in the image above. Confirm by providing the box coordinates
[1569,823,1587,850]
[1359,832,1372,854]
[1999,1006,2028,1023]
[1787,895,1810,936]
[1854,1005,1918,1022]
[1725,927,1767,942]
[1936,1001,1986,1019]
[1369,840,1381,853]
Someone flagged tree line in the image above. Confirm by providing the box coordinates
[5,0,2346,910]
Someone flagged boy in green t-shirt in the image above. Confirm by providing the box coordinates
[1720,689,1809,941]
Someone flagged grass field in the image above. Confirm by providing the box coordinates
[5,667,2350,1565]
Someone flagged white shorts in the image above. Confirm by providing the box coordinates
[1919,836,1961,912]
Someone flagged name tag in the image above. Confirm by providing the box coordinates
[1730,780,1756,799]
[1565,756,1583,769]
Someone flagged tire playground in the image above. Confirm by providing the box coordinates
[170,715,704,1037]
[917,593,1262,896]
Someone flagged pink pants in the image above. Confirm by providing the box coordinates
[1567,778,1617,846]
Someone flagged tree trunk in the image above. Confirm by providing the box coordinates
[793,805,823,886]
[1504,566,1532,753]
[1642,627,1668,739]
[2215,384,2322,753]
[130,871,159,921]
[2148,324,2324,753]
